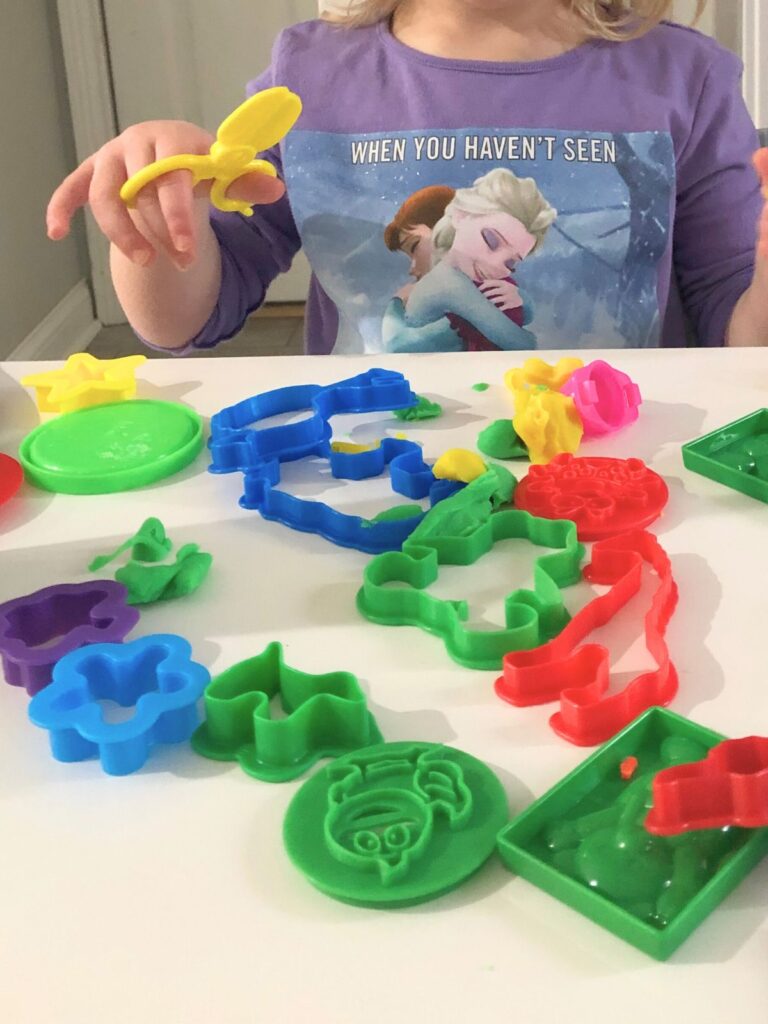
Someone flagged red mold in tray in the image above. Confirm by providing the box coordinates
[646,736,768,835]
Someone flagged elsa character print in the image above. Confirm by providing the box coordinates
[383,168,557,353]
[381,185,462,352]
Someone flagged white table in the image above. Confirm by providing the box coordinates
[1,349,767,1024]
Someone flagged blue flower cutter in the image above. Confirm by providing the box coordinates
[28,634,210,775]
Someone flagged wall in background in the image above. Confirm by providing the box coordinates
[673,1,741,52]
[0,0,89,358]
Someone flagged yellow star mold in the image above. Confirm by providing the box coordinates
[21,353,147,414]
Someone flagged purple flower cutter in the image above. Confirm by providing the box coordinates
[0,580,139,696]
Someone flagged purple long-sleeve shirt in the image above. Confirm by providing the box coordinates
[178,18,762,354]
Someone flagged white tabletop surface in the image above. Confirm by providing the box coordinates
[1,348,767,1024]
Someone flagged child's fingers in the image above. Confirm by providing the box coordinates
[227,171,287,206]
[89,153,156,265]
[150,134,214,264]
[134,190,185,269]
[123,139,188,265]
[154,169,197,258]
[47,159,96,240]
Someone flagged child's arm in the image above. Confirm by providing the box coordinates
[49,36,304,355]
[48,120,288,351]
[672,50,766,347]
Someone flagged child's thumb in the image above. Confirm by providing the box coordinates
[227,171,286,206]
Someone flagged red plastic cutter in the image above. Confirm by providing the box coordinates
[645,736,768,835]
[495,529,678,746]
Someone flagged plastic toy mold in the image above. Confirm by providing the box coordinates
[682,409,768,504]
[514,455,668,541]
[209,368,417,474]
[496,529,678,746]
[561,360,642,438]
[20,400,204,495]
[241,438,461,554]
[21,353,147,414]
[497,708,768,960]
[284,742,509,907]
[121,87,302,217]
[28,634,210,775]
[0,581,139,696]
[358,469,585,670]
[209,371,439,552]
[646,737,768,835]
[191,643,382,782]
[0,454,23,508]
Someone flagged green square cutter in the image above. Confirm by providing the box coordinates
[682,409,768,504]
[497,707,768,960]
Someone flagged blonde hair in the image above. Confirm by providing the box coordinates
[325,1,707,41]
[432,168,557,259]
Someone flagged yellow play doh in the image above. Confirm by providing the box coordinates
[512,387,583,465]
[433,449,488,483]
[504,356,584,395]
[330,441,381,454]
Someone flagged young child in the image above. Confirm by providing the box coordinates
[48,0,768,354]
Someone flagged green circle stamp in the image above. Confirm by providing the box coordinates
[284,741,509,907]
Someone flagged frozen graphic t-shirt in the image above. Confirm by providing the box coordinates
[186,19,761,355]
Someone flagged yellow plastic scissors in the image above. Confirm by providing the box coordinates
[120,86,302,217]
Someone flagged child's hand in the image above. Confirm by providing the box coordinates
[46,121,286,270]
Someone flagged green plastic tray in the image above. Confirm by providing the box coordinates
[497,708,768,960]
[682,409,768,504]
